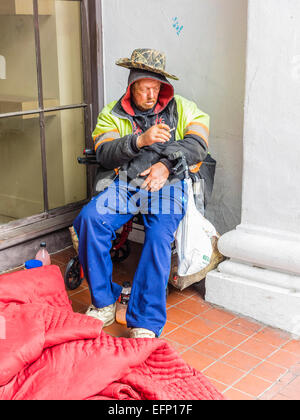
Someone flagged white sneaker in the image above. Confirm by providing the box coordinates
[86,303,116,327]
[129,328,156,338]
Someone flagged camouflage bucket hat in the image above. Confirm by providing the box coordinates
[115,48,179,80]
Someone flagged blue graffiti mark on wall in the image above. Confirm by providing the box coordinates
[172,17,183,36]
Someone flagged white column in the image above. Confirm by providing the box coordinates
[206,0,300,335]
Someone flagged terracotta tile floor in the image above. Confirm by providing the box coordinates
[10,241,300,400]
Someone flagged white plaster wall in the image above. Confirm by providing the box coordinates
[100,0,248,234]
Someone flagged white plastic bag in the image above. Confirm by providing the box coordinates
[175,178,217,276]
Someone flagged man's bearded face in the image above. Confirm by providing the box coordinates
[131,79,161,111]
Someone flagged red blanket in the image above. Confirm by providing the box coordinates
[0,266,224,400]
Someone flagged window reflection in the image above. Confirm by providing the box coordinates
[39,0,83,107]
[0,117,44,224]
[0,3,39,115]
[46,108,87,210]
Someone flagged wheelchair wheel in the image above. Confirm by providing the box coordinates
[111,234,131,263]
[64,256,83,290]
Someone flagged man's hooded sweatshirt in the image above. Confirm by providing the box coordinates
[92,69,210,182]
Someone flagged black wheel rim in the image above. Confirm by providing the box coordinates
[111,239,131,263]
[64,256,82,290]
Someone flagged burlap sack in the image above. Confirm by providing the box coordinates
[168,236,225,291]
[69,226,79,254]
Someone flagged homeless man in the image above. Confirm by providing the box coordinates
[73,48,210,338]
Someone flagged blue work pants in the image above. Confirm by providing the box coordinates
[73,177,187,336]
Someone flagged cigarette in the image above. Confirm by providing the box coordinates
[169,127,176,132]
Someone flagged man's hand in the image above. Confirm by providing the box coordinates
[137,123,171,148]
[140,162,170,192]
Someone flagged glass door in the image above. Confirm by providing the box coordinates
[0,0,89,225]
